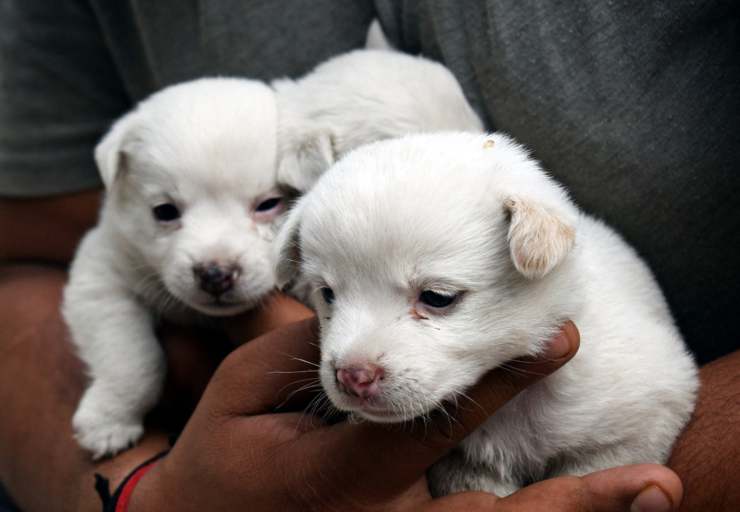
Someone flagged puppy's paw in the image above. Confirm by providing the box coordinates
[72,408,144,459]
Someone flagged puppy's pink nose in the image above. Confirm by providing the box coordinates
[336,364,385,399]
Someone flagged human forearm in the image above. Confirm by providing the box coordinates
[0,189,100,264]
[0,263,314,511]
[668,349,740,511]
[0,264,173,511]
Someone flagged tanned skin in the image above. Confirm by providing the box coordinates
[0,190,734,511]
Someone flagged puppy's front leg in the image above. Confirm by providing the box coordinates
[428,448,520,498]
[64,253,165,458]
[68,293,164,459]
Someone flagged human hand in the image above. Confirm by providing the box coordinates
[668,348,740,511]
[0,245,682,512]
[153,292,314,426]
[0,267,314,512]
[131,319,682,512]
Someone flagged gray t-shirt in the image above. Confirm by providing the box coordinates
[0,0,737,363]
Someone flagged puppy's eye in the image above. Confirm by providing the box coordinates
[320,287,335,305]
[152,203,181,222]
[419,290,457,308]
[255,197,282,212]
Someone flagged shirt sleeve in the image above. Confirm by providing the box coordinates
[0,0,131,197]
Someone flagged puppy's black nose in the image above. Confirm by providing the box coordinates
[193,263,241,297]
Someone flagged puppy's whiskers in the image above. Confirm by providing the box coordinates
[456,391,488,417]
[498,362,549,378]
[274,377,322,410]
[295,389,334,433]
[268,369,319,375]
[288,356,320,368]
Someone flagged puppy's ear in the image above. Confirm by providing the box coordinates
[365,19,395,51]
[504,196,576,279]
[94,112,137,189]
[273,198,306,290]
[277,132,334,192]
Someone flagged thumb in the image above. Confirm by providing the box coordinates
[496,464,682,512]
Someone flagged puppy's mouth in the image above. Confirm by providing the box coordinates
[356,407,406,423]
[333,381,468,424]
[331,391,423,424]
[352,402,425,424]
[189,297,253,316]
[210,297,243,308]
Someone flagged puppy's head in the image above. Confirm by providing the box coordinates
[274,133,579,422]
[97,78,284,316]
[272,46,483,195]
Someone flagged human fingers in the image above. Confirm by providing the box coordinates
[156,293,314,417]
[495,464,681,512]
[422,491,500,511]
[287,322,580,501]
[445,321,580,440]
[199,317,321,418]
[154,324,232,423]
[222,292,314,346]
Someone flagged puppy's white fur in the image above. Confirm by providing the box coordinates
[274,132,698,496]
[63,78,283,458]
[272,42,483,192]
[364,19,394,51]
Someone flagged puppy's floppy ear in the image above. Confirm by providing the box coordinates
[94,112,138,189]
[504,196,576,280]
[365,19,395,51]
[273,197,307,290]
[277,132,334,192]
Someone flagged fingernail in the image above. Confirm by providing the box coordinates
[542,332,571,360]
[631,485,673,512]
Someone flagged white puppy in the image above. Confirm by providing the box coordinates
[274,132,698,496]
[63,78,284,458]
[272,29,483,193]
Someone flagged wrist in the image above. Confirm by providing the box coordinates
[80,433,170,512]
[113,452,168,512]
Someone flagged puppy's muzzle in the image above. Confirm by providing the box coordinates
[193,263,241,297]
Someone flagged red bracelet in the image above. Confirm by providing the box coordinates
[114,459,160,512]
[94,450,169,512]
